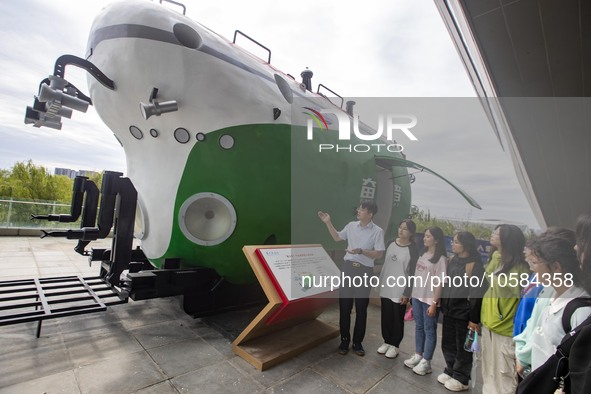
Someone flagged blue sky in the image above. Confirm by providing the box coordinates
[0,0,539,229]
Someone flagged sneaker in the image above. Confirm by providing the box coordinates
[444,378,469,392]
[437,372,452,385]
[385,346,399,359]
[338,338,350,355]
[412,358,432,375]
[404,353,422,368]
[352,342,365,356]
[377,343,391,354]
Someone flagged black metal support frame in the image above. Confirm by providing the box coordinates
[124,267,266,318]
[5,169,266,336]
[3,172,143,336]
[32,176,87,223]
[37,171,140,288]
[0,276,127,338]
[37,175,100,255]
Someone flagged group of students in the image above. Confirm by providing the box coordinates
[319,202,591,393]
[381,221,483,392]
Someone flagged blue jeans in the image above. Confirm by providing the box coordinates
[412,298,439,360]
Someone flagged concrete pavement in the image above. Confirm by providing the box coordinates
[0,236,483,393]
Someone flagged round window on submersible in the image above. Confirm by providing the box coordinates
[129,126,143,140]
[173,23,202,49]
[174,128,191,144]
[219,134,234,150]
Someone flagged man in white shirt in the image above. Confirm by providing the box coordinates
[318,201,385,356]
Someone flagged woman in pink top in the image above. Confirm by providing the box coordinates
[404,226,447,376]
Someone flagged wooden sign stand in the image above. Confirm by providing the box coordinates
[232,245,339,371]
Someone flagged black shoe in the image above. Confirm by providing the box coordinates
[352,342,365,356]
[338,338,350,355]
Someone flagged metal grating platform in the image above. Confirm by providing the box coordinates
[0,275,127,337]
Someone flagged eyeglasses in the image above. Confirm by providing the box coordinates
[528,259,543,266]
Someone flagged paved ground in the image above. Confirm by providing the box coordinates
[0,236,483,393]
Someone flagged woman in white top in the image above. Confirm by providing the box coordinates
[514,230,591,372]
[404,226,447,376]
[514,227,576,376]
[377,219,419,359]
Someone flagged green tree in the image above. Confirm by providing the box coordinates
[0,161,111,227]
[53,175,75,202]
[411,209,496,241]
[0,160,74,202]
[413,209,456,236]
[462,222,493,240]
[0,168,14,197]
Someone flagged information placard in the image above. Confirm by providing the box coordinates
[256,246,340,302]
[233,245,339,370]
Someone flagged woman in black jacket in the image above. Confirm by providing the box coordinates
[438,231,487,392]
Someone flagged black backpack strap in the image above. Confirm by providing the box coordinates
[558,314,591,357]
[517,313,591,394]
[385,238,395,250]
[403,242,419,298]
[562,297,591,334]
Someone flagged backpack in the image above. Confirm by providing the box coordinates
[568,322,591,393]
[516,297,591,394]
